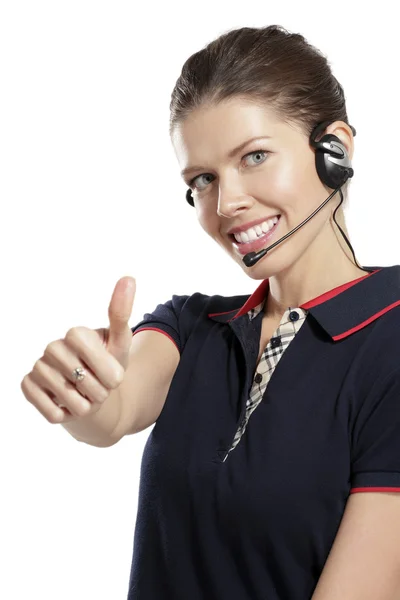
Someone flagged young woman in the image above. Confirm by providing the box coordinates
[126,25,400,599]
[21,23,400,600]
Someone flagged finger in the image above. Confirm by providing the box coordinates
[63,329,124,389]
[43,339,110,404]
[31,359,93,418]
[107,277,135,358]
[22,375,73,425]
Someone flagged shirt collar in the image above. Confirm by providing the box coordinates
[207,265,400,341]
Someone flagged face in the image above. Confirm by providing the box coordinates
[171,97,353,280]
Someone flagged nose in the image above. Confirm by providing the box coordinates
[217,187,254,219]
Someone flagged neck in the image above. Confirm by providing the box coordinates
[264,209,368,318]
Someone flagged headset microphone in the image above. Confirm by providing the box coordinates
[185,120,368,273]
[241,181,348,267]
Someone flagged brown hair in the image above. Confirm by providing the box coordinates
[169,24,355,221]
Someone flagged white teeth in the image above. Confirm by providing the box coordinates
[233,216,279,244]
[246,229,258,242]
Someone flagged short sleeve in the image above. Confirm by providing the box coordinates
[131,294,191,356]
[350,366,400,492]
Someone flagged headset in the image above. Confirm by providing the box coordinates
[185,121,368,270]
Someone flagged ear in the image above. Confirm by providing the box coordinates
[325,121,355,161]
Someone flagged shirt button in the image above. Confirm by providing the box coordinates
[255,372,263,384]
[271,336,281,348]
[289,310,299,322]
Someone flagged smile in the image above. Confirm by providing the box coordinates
[230,216,281,256]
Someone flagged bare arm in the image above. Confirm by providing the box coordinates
[21,279,179,448]
[111,329,180,441]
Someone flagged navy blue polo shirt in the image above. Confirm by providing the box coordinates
[127,264,400,600]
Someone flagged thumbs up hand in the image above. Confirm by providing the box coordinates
[20,277,136,423]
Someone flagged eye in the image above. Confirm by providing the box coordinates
[187,149,269,192]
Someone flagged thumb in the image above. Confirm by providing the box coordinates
[106,276,136,370]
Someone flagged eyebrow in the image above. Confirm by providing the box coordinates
[180,135,272,178]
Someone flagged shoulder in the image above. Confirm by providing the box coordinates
[368,303,400,369]
[353,303,400,395]
[176,290,251,318]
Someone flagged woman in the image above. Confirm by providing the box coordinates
[126,25,400,599]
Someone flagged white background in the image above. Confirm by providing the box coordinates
[1,1,398,598]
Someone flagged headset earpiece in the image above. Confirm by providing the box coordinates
[309,121,356,189]
[186,187,194,207]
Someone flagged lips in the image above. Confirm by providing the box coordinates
[230,216,281,256]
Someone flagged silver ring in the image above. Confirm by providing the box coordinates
[72,366,86,382]
[55,366,87,410]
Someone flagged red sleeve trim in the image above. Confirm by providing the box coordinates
[132,326,180,354]
[350,487,400,494]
